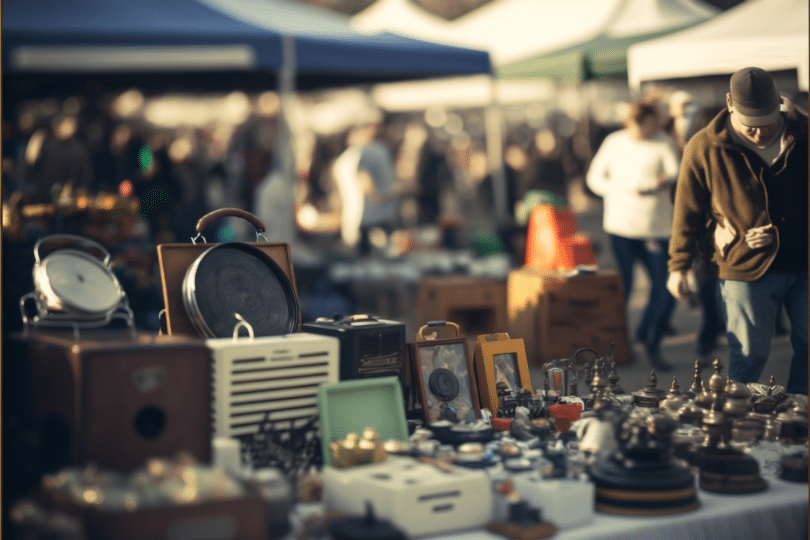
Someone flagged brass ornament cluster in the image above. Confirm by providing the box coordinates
[330,427,388,468]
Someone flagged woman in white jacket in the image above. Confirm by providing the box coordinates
[586,100,681,372]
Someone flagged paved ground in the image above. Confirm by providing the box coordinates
[536,206,795,397]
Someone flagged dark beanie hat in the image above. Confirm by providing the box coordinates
[729,67,781,127]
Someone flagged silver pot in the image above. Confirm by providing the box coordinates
[30,234,125,317]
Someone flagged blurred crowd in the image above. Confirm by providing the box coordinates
[2,85,704,333]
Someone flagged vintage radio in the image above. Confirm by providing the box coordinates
[302,314,407,386]
[206,332,339,441]
[5,331,213,474]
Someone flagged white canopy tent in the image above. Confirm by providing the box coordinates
[351,0,454,43]
[627,0,809,92]
[352,0,718,79]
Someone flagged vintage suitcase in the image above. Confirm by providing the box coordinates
[5,330,213,474]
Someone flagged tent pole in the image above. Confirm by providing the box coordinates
[278,34,297,184]
[485,75,509,227]
[261,33,298,246]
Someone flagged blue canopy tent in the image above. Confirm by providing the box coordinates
[2,0,492,96]
[2,0,497,227]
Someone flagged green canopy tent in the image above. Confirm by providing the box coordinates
[498,32,676,83]
[486,0,719,83]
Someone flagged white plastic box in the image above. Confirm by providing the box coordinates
[323,456,493,537]
[511,474,595,529]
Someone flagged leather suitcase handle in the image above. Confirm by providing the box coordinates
[195,208,266,234]
[416,320,461,342]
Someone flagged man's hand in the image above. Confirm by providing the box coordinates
[745,224,774,250]
[667,270,693,303]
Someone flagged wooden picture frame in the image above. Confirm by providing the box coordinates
[473,333,532,415]
[412,337,481,425]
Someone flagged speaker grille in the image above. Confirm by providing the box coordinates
[209,335,339,439]
[359,330,403,358]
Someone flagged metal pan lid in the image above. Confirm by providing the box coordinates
[40,249,124,315]
[183,242,299,339]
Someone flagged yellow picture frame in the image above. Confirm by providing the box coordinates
[473,333,532,415]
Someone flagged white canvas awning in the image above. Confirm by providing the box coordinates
[628,0,809,91]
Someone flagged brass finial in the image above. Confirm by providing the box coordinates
[608,360,624,394]
[669,377,682,397]
[708,357,725,393]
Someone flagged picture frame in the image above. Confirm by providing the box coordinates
[412,323,481,425]
[472,333,532,415]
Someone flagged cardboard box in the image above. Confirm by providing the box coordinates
[416,276,507,341]
[507,268,631,366]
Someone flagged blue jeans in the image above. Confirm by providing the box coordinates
[609,235,675,355]
[719,273,808,395]
[698,276,724,352]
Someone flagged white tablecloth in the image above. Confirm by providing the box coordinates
[430,477,808,540]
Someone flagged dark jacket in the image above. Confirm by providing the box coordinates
[669,100,808,280]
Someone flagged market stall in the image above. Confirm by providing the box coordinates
[5,218,808,539]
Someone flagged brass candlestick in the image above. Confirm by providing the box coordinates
[632,371,667,410]
[694,359,767,494]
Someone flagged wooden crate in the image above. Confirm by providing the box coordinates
[507,268,631,366]
[415,276,507,342]
[5,331,212,473]
[43,488,271,540]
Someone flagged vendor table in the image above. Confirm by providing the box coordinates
[289,475,807,540]
[430,477,808,540]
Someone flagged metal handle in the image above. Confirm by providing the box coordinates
[571,348,600,365]
[232,313,255,341]
[33,234,111,267]
[195,208,266,234]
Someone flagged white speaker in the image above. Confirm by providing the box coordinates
[206,332,339,440]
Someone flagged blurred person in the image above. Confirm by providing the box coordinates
[331,128,365,249]
[587,99,681,372]
[294,133,345,238]
[414,128,451,225]
[254,163,299,248]
[332,117,403,255]
[355,118,403,255]
[666,91,725,358]
[667,67,808,395]
[26,114,93,204]
[666,90,701,152]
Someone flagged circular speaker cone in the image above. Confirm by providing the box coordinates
[134,406,167,440]
[429,368,460,402]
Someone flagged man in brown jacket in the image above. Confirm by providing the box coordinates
[667,67,808,395]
